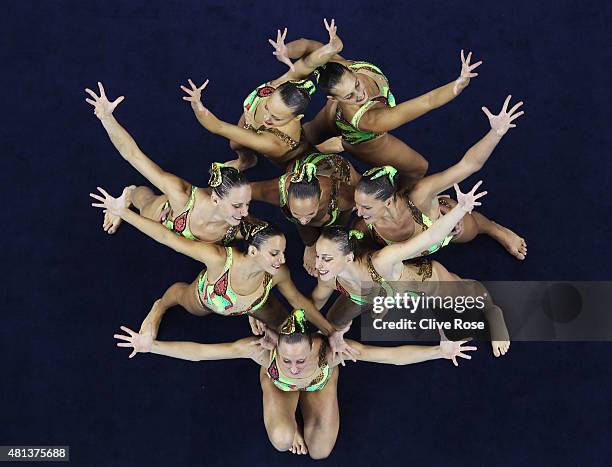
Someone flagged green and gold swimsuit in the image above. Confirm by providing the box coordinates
[160,186,240,246]
[196,248,274,316]
[334,61,396,145]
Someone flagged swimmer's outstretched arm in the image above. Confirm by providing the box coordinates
[268,19,344,81]
[114,325,272,363]
[85,82,190,196]
[180,79,288,159]
[89,187,225,268]
[357,50,482,133]
[373,181,487,266]
[341,338,476,367]
[412,95,525,198]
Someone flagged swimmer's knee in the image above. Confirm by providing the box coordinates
[308,443,334,460]
[268,425,294,452]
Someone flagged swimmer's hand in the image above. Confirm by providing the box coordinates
[90,186,132,216]
[328,324,360,366]
[114,324,153,358]
[439,336,477,367]
[323,18,342,54]
[453,50,482,96]
[268,27,295,72]
[482,95,525,137]
[180,78,209,114]
[454,181,487,214]
[85,81,125,121]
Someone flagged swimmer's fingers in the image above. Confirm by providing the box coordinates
[85,88,99,100]
[120,325,136,336]
[97,81,107,99]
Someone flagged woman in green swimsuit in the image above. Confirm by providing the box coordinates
[353,95,527,260]
[250,152,358,276]
[85,82,251,244]
[113,308,476,459]
[312,182,511,357]
[180,19,344,171]
[90,187,356,359]
[293,43,481,188]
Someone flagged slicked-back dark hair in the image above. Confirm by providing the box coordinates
[210,166,250,198]
[317,62,350,95]
[355,169,398,201]
[277,82,311,116]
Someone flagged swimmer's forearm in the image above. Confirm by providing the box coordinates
[349,341,442,365]
[100,115,142,161]
[192,105,223,134]
[461,129,503,171]
[388,345,442,365]
[151,340,245,361]
[285,38,324,59]
[285,38,343,61]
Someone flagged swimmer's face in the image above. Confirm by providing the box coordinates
[354,190,390,224]
[315,237,353,281]
[215,185,252,226]
[250,235,286,275]
[278,338,311,376]
[262,91,301,127]
[331,70,369,105]
[288,195,320,225]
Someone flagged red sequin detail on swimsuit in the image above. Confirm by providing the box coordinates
[268,360,279,379]
[257,86,275,97]
[335,278,350,298]
[172,211,188,233]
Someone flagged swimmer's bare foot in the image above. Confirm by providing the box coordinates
[490,222,527,260]
[140,298,164,339]
[102,185,135,234]
[492,340,510,357]
[289,426,308,455]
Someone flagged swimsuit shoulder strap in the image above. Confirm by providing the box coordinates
[183,185,198,211]
[366,253,387,285]
[223,247,233,271]
[407,198,428,228]
[351,100,381,130]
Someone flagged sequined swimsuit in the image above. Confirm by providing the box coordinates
[160,186,240,246]
[196,248,274,315]
[335,253,432,306]
[278,152,352,227]
[267,339,331,392]
[334,61,396,145]
[367,197,454,256]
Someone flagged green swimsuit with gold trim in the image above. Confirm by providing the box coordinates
[160,186,240,246]
[267,339,331,392]
[334,61,396,145]
[196,247,274,316]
